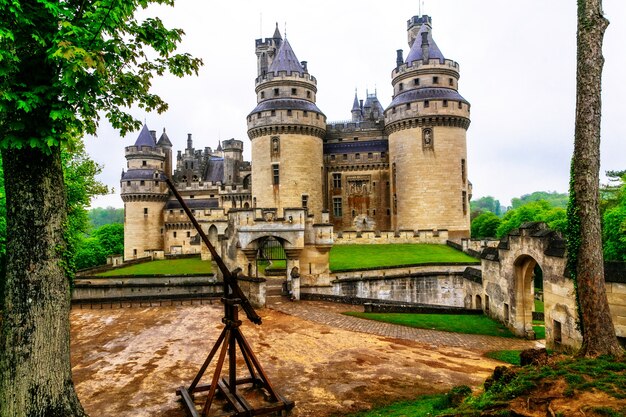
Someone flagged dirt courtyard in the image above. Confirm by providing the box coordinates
[70,302,507,416]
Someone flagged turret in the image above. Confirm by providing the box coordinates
[247,32,326,220]
[222,138,243,185]
[120,124,169,260]
[351,90,362,122]
[255,22,283,78]
[384,15,471,238]
[156,128,173,178]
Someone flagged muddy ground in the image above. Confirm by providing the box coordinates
[71,303,504,416]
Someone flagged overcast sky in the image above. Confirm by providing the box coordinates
[85,0,626,209]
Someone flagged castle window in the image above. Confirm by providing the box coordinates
[443,100,448,107]
[342,154,347,161]
[127,181,131,186]
[461,159,466,182]
[257,112,261,119]
[338,138,343,142]
[368,152,373,159]
[271,110,276,116]
[140,180,145,186]
[142,160,146,166]
[414,78,420,86]
[381,152,386,159]
[303,111,308,117]
[190,195,194,199]
[333,173,341,188]
[180,209,183,214]
[333,197,342,217]
[353,137,358,141]
[458,102,462,109]
[392,107,396,114]
[133,249,137,256]
[373,209,376,215]
[306,91,311,98]
[301,195,308,208]
[399,82,404,91]
[433,76,439,84]
[387,208,390,215]
[271,136,280,156]
[351,210,356,217]
[272,164,279,185]
[355,153,360,160]
[462,191,467,215]
[424,100,430,108]
[154,181,158,186]
[291,88,297,95]
[144,208,148,215]
[316,113,320,119]
[273,88,279,96]
[330,154,336,161]
[406,103,410,109]
[169,210,173,214]
[261,91,265,99]
[186,231,191,238]
[173,231,177,238]
[449,78,454,86]
[287,109,292,116]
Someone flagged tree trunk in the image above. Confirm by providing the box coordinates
[569,0,623,357]
[0,146,87,416]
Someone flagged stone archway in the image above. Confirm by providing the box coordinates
[513,255,542,339]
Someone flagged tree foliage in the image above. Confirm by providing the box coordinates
[511,191,569,209]
[0,1,202,415]
[602,174,626,261]
[470,196,502,216]
[88,207,124,230]
[471,211,501,239]
[496,200,566,238]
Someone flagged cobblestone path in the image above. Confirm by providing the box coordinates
[268,299,542,352]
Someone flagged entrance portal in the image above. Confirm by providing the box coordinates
[514,255,545,340]
[255,236,287,278]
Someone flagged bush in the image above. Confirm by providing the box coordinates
[471,211,501,238]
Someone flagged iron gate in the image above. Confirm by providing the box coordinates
[256,236,286,278]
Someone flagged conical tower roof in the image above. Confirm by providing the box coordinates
[405,21,445,65]
[134,124,155,147]
[156,128,172,147]
[268,38,305,75]
[351,91,360,111]
[272,22,282,39]
[216,141,223,151]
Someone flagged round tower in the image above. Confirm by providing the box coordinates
[120,124,169,260]
[247,31,326,219]
[384,15,471,238]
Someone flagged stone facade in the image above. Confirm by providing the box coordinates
[122,13,472,260]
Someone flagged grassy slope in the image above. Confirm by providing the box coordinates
[96,257,212,276]
[344,312,515,338]
[330,244,479,271]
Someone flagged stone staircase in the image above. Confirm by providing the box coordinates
[265,277,287,305]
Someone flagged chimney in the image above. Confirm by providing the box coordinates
[149,130,157,142]
[396,49,404,68]
[359,99,364,110]
[187,133,193,150]
[421,31,430,63]
[301,61,308,72]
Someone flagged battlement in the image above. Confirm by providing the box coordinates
[255,71,317,86]
[125,146,166,158]
[326,119,384,132]
[407,15,432,30]
[255,37,280,48]
[222,138,243,151]
[392,58,459,78]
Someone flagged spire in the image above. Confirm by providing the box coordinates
[272,22,282,39]
[405,17,445,65]
[156,127,172,147]
[267,38,305,75]
[351,90,360,112]
[216,141,223,152]
[133,124,155,147]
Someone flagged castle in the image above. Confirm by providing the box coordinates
[121,14,472,261]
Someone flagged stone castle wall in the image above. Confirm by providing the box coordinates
[124,200,166,260]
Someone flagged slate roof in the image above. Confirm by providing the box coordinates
[249,98,324,115]
[121,169,161,180]
[351,92,361,112]
[324,139,388,154]
[203,158,224,183]
[272,23,282,39]
[363,94,385,114]
[268,39,305,75]
[156,128,172,147]
[134,124,155,147]
[165,198,220,210]
[387,87,469,109]
[405,23,445,65]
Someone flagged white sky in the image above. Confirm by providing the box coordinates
[85,0,626,209]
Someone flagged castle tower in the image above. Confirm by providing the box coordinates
[247,34,326,219]
[255,23,283,78]
[120,124,169,259]
[156,128,172,178]
[384,15,471,238]
[351,90,363,122]
[222,138,243,185]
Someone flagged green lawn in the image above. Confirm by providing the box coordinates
[534,299,544,313]
[343,312,515,338]
[329,244,479,271]
[96,257,212,276]
[485,350,522,365]
[343,394,452,417]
